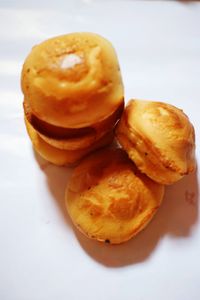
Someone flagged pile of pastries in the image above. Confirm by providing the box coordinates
[21,32,196,244]
[22,33,124,165]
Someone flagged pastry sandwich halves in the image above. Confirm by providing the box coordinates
[116,99,196,185]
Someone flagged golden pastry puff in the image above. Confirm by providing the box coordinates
[21,32,124,128]
[25,116,114,166]
[66,148,164,244]
[116,99,196,185]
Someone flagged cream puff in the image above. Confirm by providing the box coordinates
[116,99,196,185]
[66,148,164,244]
[21,32,124,129]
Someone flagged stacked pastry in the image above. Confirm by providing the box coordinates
[21,33,124,165]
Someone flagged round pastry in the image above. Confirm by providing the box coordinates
[116,99,196,185]
[66,148,164,244]
[21,32,124,128]
[23,100,123,150]
[25,117,114,166]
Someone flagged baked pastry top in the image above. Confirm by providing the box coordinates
[66,148,164,244]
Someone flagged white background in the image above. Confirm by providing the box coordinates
[0,1,200,300]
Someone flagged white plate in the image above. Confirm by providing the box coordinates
[0,1,200,300]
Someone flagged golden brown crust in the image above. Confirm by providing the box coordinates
[24,116,114,166]
[66,148,164,244]
[115,99,196,185]
[21,32,124,128]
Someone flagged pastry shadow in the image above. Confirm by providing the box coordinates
[34,151,73,226]
[34,150,198,267]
